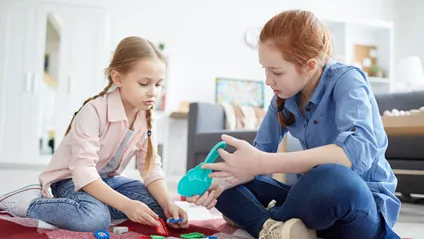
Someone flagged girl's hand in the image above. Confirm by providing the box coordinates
[122,200,161,227]
[163,202,189,229]
[186,185,224,209]
[185,176,254,209]
[201,134,266,183]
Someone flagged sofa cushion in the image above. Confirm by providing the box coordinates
[388,159,424,170]
[194,130,257,154]
[385,135,424,160]
[375,91,424,115]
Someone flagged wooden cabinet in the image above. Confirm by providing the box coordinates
[0,0,109,165]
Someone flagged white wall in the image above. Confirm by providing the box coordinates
[109,0,396,177]
[394,0,424,73]
[110,0,395,111]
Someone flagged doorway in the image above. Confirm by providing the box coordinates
[39,13,61,156]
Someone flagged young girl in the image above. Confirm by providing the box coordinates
[0,36,189,232]
[187,10,401,239]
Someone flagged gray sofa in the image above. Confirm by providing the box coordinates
[186,102,257,171]
[375,91,424,200]
[186,91,424,197]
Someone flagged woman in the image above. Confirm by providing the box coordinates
[187,10,401,239]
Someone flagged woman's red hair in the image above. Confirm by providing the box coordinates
[260,10,332,126]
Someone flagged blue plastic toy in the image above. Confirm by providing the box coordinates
[178,141,227,197]
[167,217,183,223]
[94,230,110,239]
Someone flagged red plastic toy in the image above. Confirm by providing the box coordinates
[155,218,169,237]
[135,218,169,239]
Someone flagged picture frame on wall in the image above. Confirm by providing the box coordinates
[215,77,264,108]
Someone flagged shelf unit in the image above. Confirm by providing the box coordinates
[321,17,394,94]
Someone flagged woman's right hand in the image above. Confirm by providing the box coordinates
[122,200,161,227]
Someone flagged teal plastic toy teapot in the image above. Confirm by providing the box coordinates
[178,141,227,197]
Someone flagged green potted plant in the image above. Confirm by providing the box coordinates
[369,65,384,77]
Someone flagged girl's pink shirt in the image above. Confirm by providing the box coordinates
[38,88,165,197]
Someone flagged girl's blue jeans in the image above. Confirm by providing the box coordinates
[215,164,400,239]
[27,175,165,232]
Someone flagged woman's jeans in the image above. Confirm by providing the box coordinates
[27,176,165,232]
[215,164,400,239]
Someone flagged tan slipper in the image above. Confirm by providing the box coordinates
[282,218,316,239]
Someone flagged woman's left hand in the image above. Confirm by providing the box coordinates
[163,202,189,229]
[201,134,266,184]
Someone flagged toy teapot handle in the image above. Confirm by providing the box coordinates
[203,141,227,164]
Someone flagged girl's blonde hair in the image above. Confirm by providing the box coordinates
[65,36,166,175]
